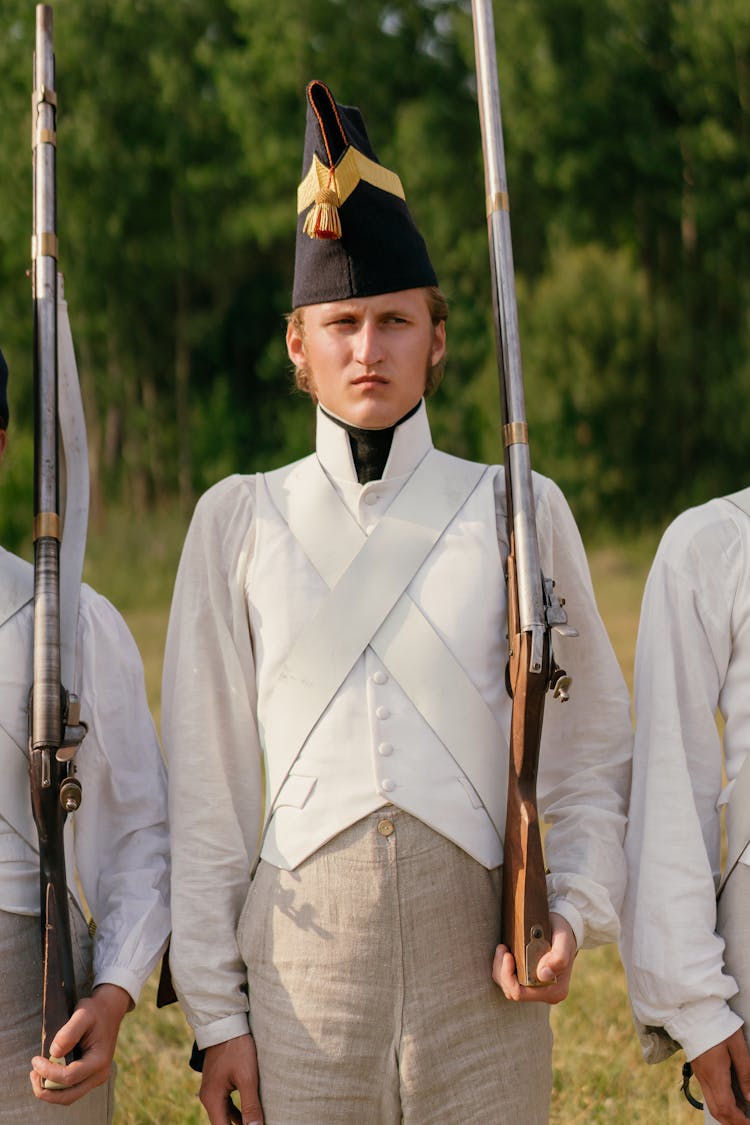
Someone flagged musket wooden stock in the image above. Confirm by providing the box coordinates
[503,552,552,986]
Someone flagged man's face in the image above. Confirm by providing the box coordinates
[287,288,446,430]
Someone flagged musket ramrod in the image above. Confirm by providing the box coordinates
[470,0,576,986]
[30,2,85,1072]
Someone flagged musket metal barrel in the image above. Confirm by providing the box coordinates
[32,2,61,755]
[471,0,546,670]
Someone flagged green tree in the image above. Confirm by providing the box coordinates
[1,0,748,545]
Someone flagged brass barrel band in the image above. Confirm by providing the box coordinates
[31,233,59,260]
[34,128,56,147]
[503,421,529,447]
[33,85,57,108]
[486,190,510,217]
[33,513,62,542]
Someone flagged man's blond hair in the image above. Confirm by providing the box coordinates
[287,285,448,402]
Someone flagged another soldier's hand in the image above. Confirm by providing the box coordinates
[492,912,576,1004]
[29,982,131,1103]
[201,1033,264,1125]
[689,1028,750,1125]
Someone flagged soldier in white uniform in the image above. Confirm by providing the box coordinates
[0,350,171,1121]
[163,81,632,1125]
[621,492,750,1125]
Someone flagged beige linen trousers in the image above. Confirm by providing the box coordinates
[0,909,115,1123]
[239,806,553,1124]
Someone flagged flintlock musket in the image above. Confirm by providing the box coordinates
[30,3,89,1075]
[471,0,577,986]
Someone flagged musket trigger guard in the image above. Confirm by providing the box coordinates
[681,1062,704,1111]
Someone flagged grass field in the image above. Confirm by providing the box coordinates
[85,514,700,1124]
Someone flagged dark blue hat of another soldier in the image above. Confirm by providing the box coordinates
[0,350,8,429]
[292,80,438,308]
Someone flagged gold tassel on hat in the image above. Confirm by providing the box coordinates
[297,149,405,242]
[303,184,341,240]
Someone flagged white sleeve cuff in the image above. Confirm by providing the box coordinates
[664,998,744,1062]
[194,1013,252,1051]
[91,967,143,1008]
[547,896,584,950]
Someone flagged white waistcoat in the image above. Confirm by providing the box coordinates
[249,411,509,871]
[0,550,37,856]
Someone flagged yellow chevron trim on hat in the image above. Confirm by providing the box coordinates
[297,148,405,214]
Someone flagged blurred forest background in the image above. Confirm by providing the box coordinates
[1,0,748,557]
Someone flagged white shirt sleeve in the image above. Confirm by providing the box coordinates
[162,475,264,1049]
[620,502,747,1061]
[527,475,632,949]
[72,586,171,1005]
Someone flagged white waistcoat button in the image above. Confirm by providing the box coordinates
[371,670,388,685]
[381,778,396,792]
[364,492,379,506]
[378,742,394,757]
[375,706,390,720]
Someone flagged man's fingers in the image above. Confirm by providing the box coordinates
[691,1033,750,1125]
[702,1083,748,1125]
[46,1006,91,1059]
[534,956,558,984]
[200,1034,264,1125]
[226,1094,243,1124]
[236,1080,264,1125]
[31,1020,112,1104]
[728,1032,750,1104]
[223,1091,263,1125]
[31,1044,106,1087]
[493,916,576,1001]
[201,1077,264,1125]
[31,1055,72,1090]
[200,1083,231,1124]
[534,949,568,987]
[492,943,520,998]
[492,942,572,1005]
[30,1062,109,1105]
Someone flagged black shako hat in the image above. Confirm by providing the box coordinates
[292,80,438,309]
[0,349,8,429]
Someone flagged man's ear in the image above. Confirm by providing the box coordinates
[430,320,446,367]
[286,319,305,370]
[0,429,7,464]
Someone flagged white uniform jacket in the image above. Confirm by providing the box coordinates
[0,547,170,1004]
[163,402,632,1049]
[621,492,750,1062]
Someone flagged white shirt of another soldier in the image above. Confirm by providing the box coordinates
[0,546,170,1001]
[622,493,750,1062]
[163,401,632,1049]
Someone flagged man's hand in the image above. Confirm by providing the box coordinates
[689,1028,750,1125]
[200,1034,264,1125]
[29,982,131,1103]
[492,912,577,1004]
